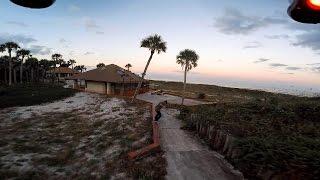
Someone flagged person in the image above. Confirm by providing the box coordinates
[154,100,167,121]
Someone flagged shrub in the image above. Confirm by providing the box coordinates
[197,92,206,99]
[0,83,77,109]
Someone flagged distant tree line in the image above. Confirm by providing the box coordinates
[0,41,86,86]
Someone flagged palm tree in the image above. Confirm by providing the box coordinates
[16,49,31,83]
[97,63,106,68]
[12,56,20,84]
[0,44,5,53]
[74,65,86,73]
[51,53,62,82]
[125,63,132,71]
[0,56,9,84]
[132,34,167,100]
[176,49,199,105]
[39,59,53,82]
[68,59,76,69]
[4,42,20,85]
[25,57,39,82]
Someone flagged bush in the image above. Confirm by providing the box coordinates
[180,98,320,178]
[0,83,77,109]
[197,92,206,99]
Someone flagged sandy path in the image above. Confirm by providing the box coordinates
[137,93,243,180]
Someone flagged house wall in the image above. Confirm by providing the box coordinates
[85,81,106,94]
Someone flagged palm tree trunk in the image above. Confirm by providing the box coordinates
[20,56,24,83]
[8,51,12,86]
[181,64,188,105]
[31,69,34,82]
[132,51,154,101]
[4,68,7,84]
[13,68,17,84]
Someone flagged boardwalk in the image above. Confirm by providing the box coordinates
[137,93,243,180]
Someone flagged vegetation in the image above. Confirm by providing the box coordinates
[0,41,86,85]
[178,96,320,179]
[97,63,106,68]
[125,63,132,71]
[74,65,86,72]
[151,80,301,103]
[176,49,199,105]
[0,83,77,109]
[132,34,167,100]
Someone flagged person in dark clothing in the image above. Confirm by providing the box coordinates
[154,100,167,121]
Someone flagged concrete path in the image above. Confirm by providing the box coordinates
[137,93,243,180]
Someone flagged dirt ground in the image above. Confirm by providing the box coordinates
[0,92,166,179]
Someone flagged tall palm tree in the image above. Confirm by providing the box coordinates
[25,57,39,82]
[132,34,167,100]
[125,63,132,71]
[68,59,76,69]
[176,49,199,105]
[4,42,20,86]
[0,56,9,84]
[51,53,62,82]
[16,49,30,83]
[12,56,20,84]
[39,59,53,81]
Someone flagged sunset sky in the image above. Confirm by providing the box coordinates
[1,0,320,92]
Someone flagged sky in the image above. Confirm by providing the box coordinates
[1,0,320,94]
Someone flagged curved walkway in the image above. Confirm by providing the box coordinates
[137,93,243,180]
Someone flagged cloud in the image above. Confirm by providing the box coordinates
[0,33,36,45]
[6,21,28,27]
[281,72,295,75]
[254,58,270,63]
[59,38,67,43]
[311,66,320,73]
[68,4,80,12]
[84,17,100,30]
[307,63,320,66]
[29,45,52,55]
[95,31,104,35]
[84,52,94,55]
[292,31,320,51]
[82,17,105,35]
[269,63,288,67]
[243,41,262,49]
[286,66,302,70]
[214,8,287,35]
[265,34,290,39]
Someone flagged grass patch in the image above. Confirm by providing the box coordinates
[0,83,77,109]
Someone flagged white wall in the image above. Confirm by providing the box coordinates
[86,81,106,94]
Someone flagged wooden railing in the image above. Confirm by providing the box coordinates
[128,104,161,160]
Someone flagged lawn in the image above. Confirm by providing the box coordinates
[0,92,166,179]
[0,83,77,109]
